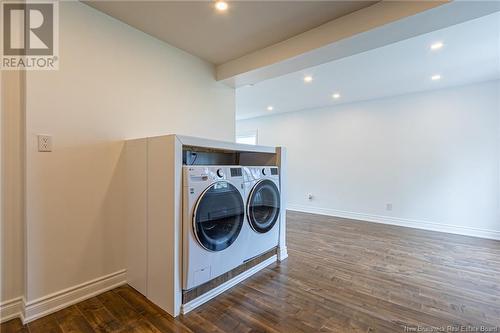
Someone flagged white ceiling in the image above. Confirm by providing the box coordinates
[84,1,376,65]
[236,11,500,120]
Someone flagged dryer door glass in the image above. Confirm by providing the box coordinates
[247,179,280,233]
[194,181,244,251]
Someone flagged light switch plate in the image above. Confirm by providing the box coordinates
[38,135,52,152]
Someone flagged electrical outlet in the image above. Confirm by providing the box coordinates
[307,193,313,200]
[386,203,393,211]
[38,135,52,152]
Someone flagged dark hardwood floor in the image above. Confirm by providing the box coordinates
[2,211,500,332]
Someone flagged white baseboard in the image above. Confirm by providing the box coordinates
[288,204,500,241]
[23,269,127,324]
[0,297,23,324]
[181,255,277,315]
[277,246,288,261]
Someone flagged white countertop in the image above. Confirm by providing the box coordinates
[176,134,277,154]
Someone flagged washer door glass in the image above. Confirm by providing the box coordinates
[247,179,280,233]
[194,181,244,251]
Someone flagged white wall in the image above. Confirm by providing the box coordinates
[23,2,234,302]
[1,71,25,306]
[237,81,500,239]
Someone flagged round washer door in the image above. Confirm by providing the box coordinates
[247,179,280,233]
[193,181,244,251]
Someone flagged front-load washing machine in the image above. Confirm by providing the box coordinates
[242,166,281,261]
[183,165,247,290]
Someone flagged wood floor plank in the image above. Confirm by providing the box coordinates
[76,297,125,332]
[112,286,162,317]
[195,302,254,333]
[141,313,194,333]
[126,318,163,333]
[0,318,28,333]
[52,305,96,333]
[2,211,499,332]
[27,314,63,333]
[97,291,140,326]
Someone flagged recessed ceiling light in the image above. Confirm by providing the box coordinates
[303,76,313,83]
[431,74,441,81]
[267,106,274,111]
[214,1,228,12]
[332,93,341,99]
[430,42,444,50]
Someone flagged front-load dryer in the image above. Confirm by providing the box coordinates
[183,165,247,290]
[242,166,281,261]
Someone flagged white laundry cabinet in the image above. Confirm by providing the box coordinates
[124,134,287,317]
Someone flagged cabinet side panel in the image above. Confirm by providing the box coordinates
[173,138,183,315]
[125,139,148,295]
[147,135,182,316]
[276,147,288,261]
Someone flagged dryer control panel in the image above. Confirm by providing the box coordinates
[184,166,244,184]
[243,166,279,182]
